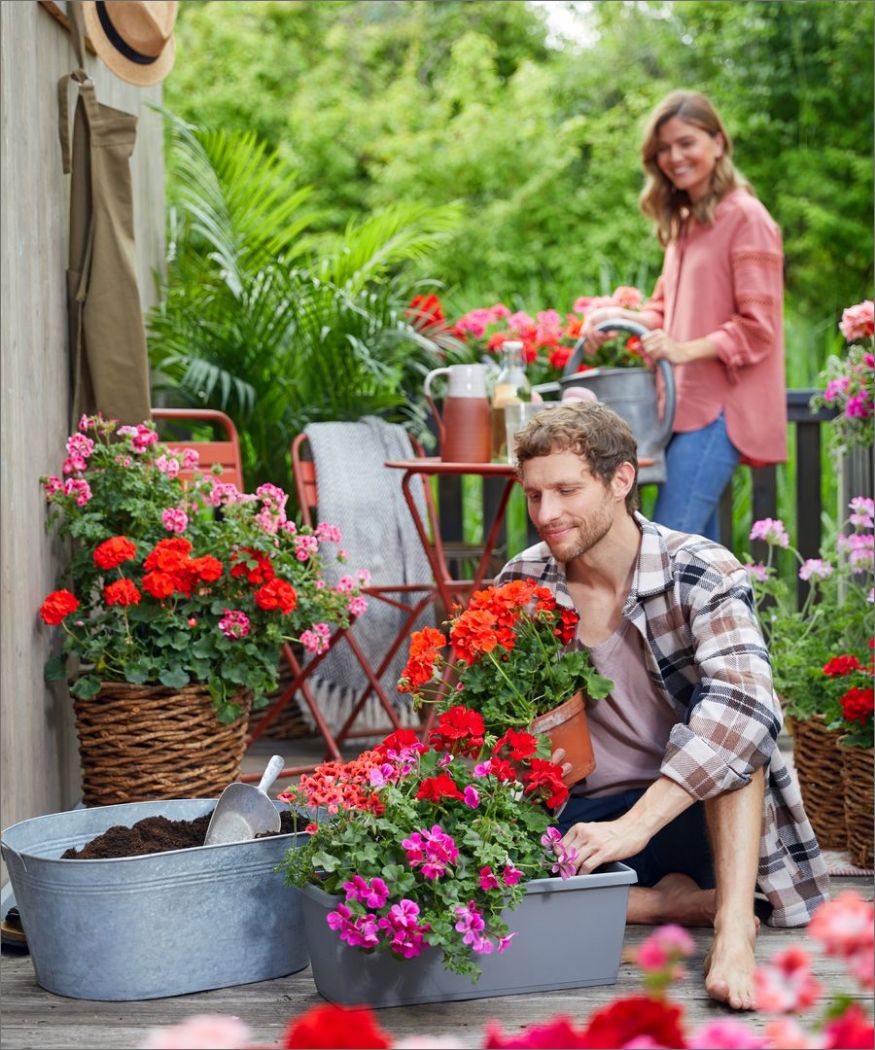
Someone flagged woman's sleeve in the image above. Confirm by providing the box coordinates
[637,274,666,331]
[706,212,784,379]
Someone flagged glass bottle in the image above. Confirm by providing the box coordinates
[490,341,531,461]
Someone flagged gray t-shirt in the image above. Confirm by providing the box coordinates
[574,618,679,798]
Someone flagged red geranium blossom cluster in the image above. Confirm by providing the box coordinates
[399,578,612,734]
[822,638,874,745]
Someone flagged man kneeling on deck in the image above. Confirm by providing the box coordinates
[495,401,829,1011]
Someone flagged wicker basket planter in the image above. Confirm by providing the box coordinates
[73,682,251,806]
[788,715,847,850]
[840,742,874,868]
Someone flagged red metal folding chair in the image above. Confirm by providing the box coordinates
[150,408,244,490]
[244,431,443,777]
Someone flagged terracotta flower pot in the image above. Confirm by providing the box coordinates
[531,691,596,784]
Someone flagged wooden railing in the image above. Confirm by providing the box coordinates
[434,389,843,603]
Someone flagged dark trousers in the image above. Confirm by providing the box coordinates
[554,787,716,889]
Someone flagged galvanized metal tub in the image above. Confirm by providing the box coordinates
[302,862,638,1007]
[1,798,308,1000]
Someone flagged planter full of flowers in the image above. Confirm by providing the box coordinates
[38,414,367,805]
[281,579,635,1007]
[743,497,874,854]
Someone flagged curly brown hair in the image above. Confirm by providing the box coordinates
[515,403,640,514]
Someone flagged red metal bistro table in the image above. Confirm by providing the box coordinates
[383,458,521,614]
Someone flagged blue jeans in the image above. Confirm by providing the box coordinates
[555,788,715,890]
[652,414,740,543]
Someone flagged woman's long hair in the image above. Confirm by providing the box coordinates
[639,91,751,245]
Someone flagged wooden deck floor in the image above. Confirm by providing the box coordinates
[2,734,872,1049]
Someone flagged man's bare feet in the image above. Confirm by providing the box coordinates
[627,872,717,926]
[703,918,759,1010]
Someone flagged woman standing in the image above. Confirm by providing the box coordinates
[583,91,786,542]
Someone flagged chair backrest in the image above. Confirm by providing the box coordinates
[291,428,436,535]
[151,408,245,491]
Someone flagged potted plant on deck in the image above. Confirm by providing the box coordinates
[743,499,874,852]
[38,413,366,805]
[281,716,636,1007]
[281,579,633,1007]
[397,577,613,783]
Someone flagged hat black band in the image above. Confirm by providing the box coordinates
[95,1,160,66]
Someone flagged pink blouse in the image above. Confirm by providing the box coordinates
[638,188,787,466]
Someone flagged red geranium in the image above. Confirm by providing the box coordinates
[523,758,569,809]
[428,704,485,757]
[494,729,538,762]
[189,554,223,582]
[283,1004,391,1049]
[39,589,79,625]
[416,773,465,803]
[144,536,192,573]
[823,1004,875,1050]
[231,546,275,585]
[103,579,141,607]
[93,535,136,570]
[449,607,505,664]
[581,994,687,1049]
[484,1016,589,1048]
[824,654,862,677]
[141,570,176,600]
[841,686,874,725]
[254,578,297,614]
[406,293,445,331]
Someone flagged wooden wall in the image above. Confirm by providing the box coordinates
[0,1,165,874]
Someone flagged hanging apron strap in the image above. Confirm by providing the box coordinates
[57,70,100,175]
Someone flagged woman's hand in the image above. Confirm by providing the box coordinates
[581,307,644,354]
[561,817,650,875]
[641,329,718,365]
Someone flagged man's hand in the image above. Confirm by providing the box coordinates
[550,746,574,785]
[561,817,650,875]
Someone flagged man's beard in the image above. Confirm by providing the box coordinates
[541,506,613,564]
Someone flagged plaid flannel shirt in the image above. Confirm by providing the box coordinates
[496,512,830,927]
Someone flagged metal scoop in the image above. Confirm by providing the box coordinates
[204,754,286,846]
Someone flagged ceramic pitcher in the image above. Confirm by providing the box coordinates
[424,364,491,463]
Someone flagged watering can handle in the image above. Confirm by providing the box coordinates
[564,317,650,375]
[258,754,286,794]
[565,317,676,447]
[423,367,450,447]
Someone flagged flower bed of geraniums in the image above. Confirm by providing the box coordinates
[38,414,367,803]
[743,498,874,852]
[140,891,875,1049]
[397,577,613,781]
[447,285,648,388]
[281,722,636,1006]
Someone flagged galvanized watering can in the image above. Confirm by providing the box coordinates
[536,319,676,485]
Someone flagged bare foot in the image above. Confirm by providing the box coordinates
[627,872,717,926]
[704,919,758,1010]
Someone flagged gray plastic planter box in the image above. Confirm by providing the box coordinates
[1,798,307,1001]
[302,862,637,1007]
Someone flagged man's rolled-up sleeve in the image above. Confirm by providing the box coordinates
[659,563,781,801]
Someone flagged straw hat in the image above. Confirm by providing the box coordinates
[81,1,178,87]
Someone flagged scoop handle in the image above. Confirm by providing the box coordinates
[258,754,286,794]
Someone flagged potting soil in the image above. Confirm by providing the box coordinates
[62,809,296,859]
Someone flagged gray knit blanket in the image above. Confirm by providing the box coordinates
[301,417,435,732]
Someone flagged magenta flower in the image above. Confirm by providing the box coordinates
[463,785,480,809]
[347,595,368,617]
[218,609,250,640]
[502,863,524,886]
[342,875,389,910]
[479,866,499,891]
[402,825,459,879]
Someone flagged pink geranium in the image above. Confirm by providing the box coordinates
[839,299,874,342]
[141,1014,252,1049]
[690,1020,769,1049]
[750,517,790,547]
[754,945,822,1013]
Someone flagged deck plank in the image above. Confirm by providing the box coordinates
[2,876,872,1049]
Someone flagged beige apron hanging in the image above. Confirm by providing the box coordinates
[57,69,151,426]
